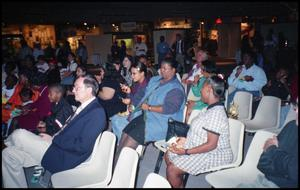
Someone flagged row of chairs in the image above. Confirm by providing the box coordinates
[50,131,171,188]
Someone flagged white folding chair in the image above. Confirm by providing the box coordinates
[107,147,139,188]
[143,173,171,188]
[195,118,245,174]
[233,91,253,120]
[242,96,281,133]
[205,130,275,188]
[263,105,297,135]
[51,131,116,188]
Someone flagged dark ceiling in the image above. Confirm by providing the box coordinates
[2,1,298,24]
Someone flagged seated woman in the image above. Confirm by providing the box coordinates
[96,66,127,120]
[185,60,218,123]
[36,83,73,136]
[165,75,233,188]
[115,58,186,162]
[111,61,149,143]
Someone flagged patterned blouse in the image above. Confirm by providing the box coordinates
[168,102,233,175]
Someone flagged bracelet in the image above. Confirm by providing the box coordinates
[148,105,152,111]
[185,149,190,155]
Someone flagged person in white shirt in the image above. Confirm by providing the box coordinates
[60,53,78,85]
[36,55,49,74]
[227,50,267,108]
[134,37,148,57]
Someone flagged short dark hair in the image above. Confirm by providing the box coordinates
[242,49,255,60]
[205,75,225,100]
[19,87,33,99]
[161,58,178,70]
[82,74,99,96]
[49,83,65,95]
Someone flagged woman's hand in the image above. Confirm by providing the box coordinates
[141,103,150,111]
[168,144,186,155]
[122,98,131,105]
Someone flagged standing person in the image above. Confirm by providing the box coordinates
[119,40,127,63]
[156,35,170,68]
[134,37,148,61]
[2,75,107,187]
[165,75,233,188]
[111,61,149,143]
[111,40,120,61]
[76,41,88,65]
[114,58,186,163]
[172,33,185,74]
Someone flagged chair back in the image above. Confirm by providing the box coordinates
[252,96,281,128]
[187,109,202,124]
[51,131,116,187]
[143,173,171,188]
[108,147,139,188]
[243,130,274,169]
[228,118,245,167]
[200,118,245,174]
[233,91,253,120]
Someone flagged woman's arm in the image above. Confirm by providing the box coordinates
[169,131,219,155]
[98,87,115,100]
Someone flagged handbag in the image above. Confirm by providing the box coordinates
[166,117,190,141]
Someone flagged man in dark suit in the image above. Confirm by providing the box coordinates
[171,33,186,74]
[2,74,107,187]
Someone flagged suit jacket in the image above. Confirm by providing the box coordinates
[41,98,106,174]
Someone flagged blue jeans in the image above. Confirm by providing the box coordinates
[227,88,260,109]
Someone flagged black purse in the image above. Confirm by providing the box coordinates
[165,118,190,141]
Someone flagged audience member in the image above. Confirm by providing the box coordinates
[115,58,186,163]
[185,60,218,123]
[165,75,233,188]
[111,61,149,143]
[227,50,267,108]
[2,75,107,187]
[36,83,73,136]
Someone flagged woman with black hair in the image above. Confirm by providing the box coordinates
[165,75,233,188]
[111,61,149,143]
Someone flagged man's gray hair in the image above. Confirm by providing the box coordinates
[82,74,99,96]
